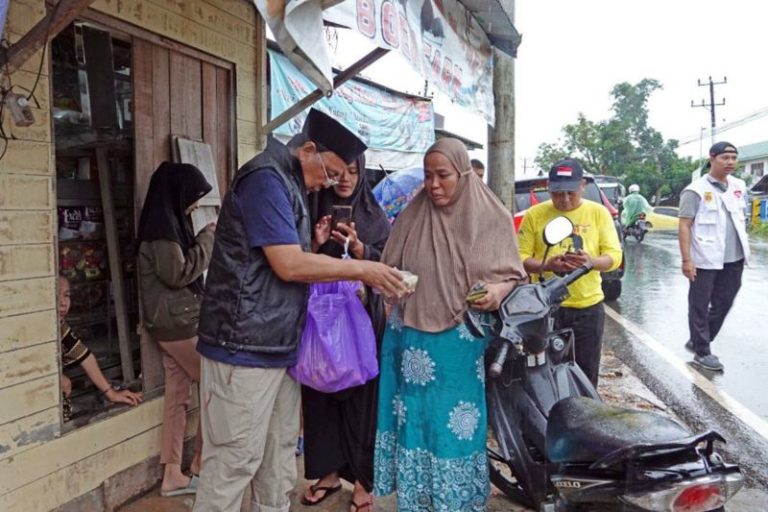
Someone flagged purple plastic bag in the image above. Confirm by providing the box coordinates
[289,280,379,393]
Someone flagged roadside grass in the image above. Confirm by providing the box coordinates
[749,223,768,239]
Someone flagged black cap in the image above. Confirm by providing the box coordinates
[548,158,584,192]
[301,109,367,165]
[709,141,738,158]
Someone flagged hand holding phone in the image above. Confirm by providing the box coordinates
[466,281,488,304]
[331,205,353,230]
[563,249,590,268]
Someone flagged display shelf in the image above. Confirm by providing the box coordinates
[60,237,106,244]
[67,277,109,286]
[67,309,109,326]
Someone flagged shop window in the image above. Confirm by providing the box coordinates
[53,22,141,429]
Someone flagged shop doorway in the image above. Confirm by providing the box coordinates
[52,19,234,428]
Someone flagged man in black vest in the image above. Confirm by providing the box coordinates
[193,110,405,512]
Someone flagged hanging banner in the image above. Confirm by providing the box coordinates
[324,0,495,124]
[270,49,435,157]
[253,0,342,93]
[0,0,8,42]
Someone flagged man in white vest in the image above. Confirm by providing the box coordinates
[678,141,750,371]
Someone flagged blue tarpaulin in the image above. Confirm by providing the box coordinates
[0,0,9,42]
[269,49,435,156]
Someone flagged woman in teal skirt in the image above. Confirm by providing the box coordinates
[374,138,527,511]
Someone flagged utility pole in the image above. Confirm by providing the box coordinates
[488,0,516,210]
[691,76,726,146]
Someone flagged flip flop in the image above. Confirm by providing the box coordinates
[161,475,199,497]
[350,497,374,512]
[300,483,342,506]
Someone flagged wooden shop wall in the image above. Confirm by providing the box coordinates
[0,1,266,510]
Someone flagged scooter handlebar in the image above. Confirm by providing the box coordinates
[558,261,594,288]
[486,262,594,378]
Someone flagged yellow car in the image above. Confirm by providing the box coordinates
[647,206,679,231]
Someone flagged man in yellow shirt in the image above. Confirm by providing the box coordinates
[518,158,623,385]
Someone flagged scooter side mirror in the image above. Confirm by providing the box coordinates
[543,216,575,246]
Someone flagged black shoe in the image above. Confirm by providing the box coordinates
[692,354,724,372]
[684,340,694,353]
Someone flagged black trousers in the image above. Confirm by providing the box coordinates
[688,259,744,356]
[555,302,605,387]
[301,378,378,491]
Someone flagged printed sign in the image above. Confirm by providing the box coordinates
[325,0,495,123]
[253,0,496,124]
[270,49,435,155]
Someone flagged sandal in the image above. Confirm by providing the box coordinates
[350,496,374,512]
[160,475,199,497]
[300,483,342,506]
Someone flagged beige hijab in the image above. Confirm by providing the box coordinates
[382,138,527,332]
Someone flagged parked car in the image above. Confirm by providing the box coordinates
[593,174,626,209]
[514,174,625,301]
[647,206,680,231]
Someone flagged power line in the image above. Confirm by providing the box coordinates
[690,76,727,146]
[676,106,768,147]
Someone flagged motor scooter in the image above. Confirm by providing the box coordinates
[466,217,744,512]
[623,212,653,242]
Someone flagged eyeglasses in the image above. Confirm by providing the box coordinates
[317,154,339,188]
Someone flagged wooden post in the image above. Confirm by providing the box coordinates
[96,148,135,382]
[488,0,516,210]
[254,16,269,152]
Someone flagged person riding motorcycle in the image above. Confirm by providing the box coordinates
[620,184,651,227]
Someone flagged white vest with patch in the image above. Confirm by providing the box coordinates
[685,175,750,269]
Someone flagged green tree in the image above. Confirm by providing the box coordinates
[535,79,693,203]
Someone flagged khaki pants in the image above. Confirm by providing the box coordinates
[158,338,203,466]
[193,357,300,512]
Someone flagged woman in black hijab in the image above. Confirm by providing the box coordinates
[300,152,391,512]
[137,162,215,497]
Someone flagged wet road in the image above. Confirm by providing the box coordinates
[605,230,768,487]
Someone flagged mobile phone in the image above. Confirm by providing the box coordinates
[331,205,353,230]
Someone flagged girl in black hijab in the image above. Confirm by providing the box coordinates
[137,162,215,497]
[300,153,391,512]
[137,162,213,293]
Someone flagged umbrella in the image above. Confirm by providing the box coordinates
[373,167,424,223]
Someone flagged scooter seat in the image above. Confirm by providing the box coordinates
[546,397,691,464]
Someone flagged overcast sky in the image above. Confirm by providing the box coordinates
[333,0,768,176]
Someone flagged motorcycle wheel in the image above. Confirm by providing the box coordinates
[488,459,537,510]
[634,231,645,242]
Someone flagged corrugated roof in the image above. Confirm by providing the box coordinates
[459,0,522,57]
[738,141,768,161]
[435,128,483,150]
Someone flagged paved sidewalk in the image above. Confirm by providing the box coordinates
[119,350,766,511]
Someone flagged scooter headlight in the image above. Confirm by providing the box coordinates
[550,336,566,352]
[621,472,744,512]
